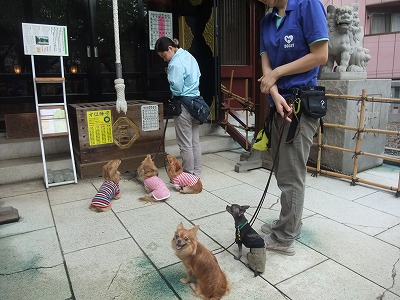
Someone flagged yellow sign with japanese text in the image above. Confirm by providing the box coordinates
[87,110,113,146]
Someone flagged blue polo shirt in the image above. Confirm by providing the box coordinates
[260,0,328,90]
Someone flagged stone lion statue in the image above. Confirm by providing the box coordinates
[321,4,371,74]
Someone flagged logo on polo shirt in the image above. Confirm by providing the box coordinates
[284,35,294,48]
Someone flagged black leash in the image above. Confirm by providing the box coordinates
[213,112,288,256]
[128,107,172,181]
[152,112,170,162]
[249,112,287,226]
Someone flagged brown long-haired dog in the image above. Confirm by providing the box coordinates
[137,154,170,202]
[90,159,121,212]
[172,222,230,300]
[166,154,202,194]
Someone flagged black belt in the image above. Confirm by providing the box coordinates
[278,88,299,95]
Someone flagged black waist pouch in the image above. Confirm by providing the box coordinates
[298,86,327,119]
[167,97,182,116]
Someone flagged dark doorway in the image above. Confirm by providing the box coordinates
[0,0,220,132]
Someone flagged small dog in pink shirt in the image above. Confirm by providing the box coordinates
[166,154,202,194]
[137,154,170,202]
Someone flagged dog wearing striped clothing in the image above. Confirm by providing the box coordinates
[90,159,121,212]
[166,154,202,194]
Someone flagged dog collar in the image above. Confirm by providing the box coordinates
[236,220,248,231]
[235,221,248,241]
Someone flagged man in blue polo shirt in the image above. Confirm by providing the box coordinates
[258,0,328,255]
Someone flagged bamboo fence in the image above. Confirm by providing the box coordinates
[308,89,400,197]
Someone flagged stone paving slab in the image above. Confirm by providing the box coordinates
[117,203,222,270]
[300,215,400,293]
[0,178,45,198]
[47,180,97,205]
[201,165,244,192]
[305,172,377,201]
[376,224,400,248]
[65,238,178,299]
[0,227,71,299]
[223,168,282,197]
[0,191,54,238]
[51,198,130,253]
[276,259,397,300]
[304,186,400,236]
[1,150,399,300]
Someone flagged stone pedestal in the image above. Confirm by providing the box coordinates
[314,79,391,174]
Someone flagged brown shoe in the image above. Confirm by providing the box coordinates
[264,235,295,256]
[261,220,301,239]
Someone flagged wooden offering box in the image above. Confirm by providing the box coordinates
[68,100,165,179]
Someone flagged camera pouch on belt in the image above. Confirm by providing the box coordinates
[279,86,327,143]
[298,86,327,119]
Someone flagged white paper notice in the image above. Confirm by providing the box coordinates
[22,23,68,56]
[141,105,159,131]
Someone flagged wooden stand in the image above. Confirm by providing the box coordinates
[68,101,165,179]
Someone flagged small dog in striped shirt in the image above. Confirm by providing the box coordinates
[90,159,121,212]
[166,154,202,194]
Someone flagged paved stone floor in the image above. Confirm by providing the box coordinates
[0,150,399,300]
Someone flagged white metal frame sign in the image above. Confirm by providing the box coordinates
[22,23,68,56]
[149,11,173,50]
[141,105,159,131]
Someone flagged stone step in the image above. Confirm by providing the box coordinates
[0,121,241,185]
[0,120,226,160]
[0,153,74,185]
[0,135,70,160]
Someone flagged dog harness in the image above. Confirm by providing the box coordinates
[171,172,199,187]
[91,180,120,208]
[235,220,265,248]
[144,176,170,201]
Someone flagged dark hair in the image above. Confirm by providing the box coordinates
[155,37,179,52]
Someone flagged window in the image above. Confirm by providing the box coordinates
[393,87,400,98]
[220,0,249,65]
[367,3,400,35]
[370,13,400,34]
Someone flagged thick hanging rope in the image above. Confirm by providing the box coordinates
[112,0,127,114]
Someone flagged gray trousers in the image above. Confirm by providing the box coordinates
[269,113,319,245]
[174,106,202,176]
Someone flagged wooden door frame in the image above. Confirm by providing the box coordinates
[219,0,267,148]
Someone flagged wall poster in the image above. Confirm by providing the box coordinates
[86,110,114,146]
[149,11,173,50]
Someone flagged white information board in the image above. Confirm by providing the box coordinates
[22,23,68,56]
[141,105,159,131]
[149,11,173,50]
